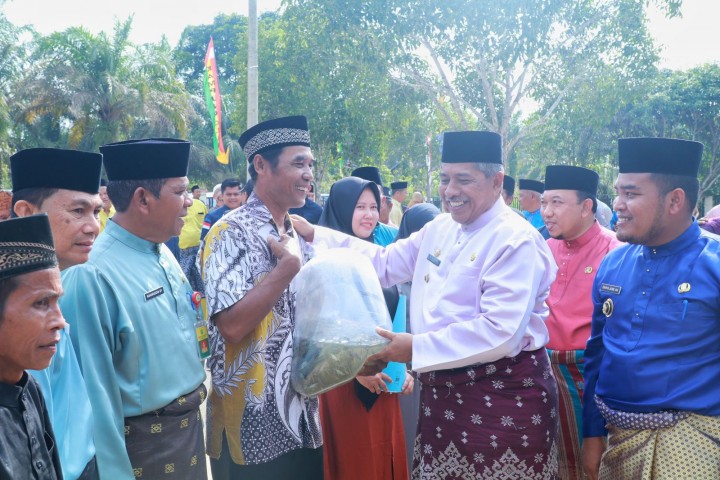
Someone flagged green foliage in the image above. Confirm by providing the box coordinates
[3,0,718,201]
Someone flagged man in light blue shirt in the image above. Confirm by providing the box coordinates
[519,178,546,229]
[61,139,208,480]
[11,147,103,480]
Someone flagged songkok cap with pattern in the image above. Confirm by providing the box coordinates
[0,214,57,281]
[100,138,190,180]
[239,115,311,162]
[441,131,503,164]
[351,166,383,186]
[618,137,703,177]
[390,181,408,190]
[519,179,544,194]
[503,175,515,195]
[11,148,102,194]
[544,165,599,196]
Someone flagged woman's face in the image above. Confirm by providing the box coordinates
[351,187,379,239]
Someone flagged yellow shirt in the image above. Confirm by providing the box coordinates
[179,199,208,249]
[99,205,115,233]
[390,198,404,226]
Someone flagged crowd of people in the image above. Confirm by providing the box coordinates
[0,114,718,480]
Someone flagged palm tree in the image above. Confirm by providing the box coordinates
[12,18,194,151]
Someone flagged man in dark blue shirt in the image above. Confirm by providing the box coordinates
[289,183,322,224]
[201,178,249,241]
[582,137,720,479]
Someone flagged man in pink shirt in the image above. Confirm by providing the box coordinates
[541,165,622,479]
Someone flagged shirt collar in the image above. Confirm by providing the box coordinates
[461,196,507,233]
[0,372,29,408]
[563,221,602,249]
[642,222,700,258]
[105,219,161,254]
[245,192,294,234]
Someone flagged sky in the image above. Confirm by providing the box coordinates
[2,0,719,71]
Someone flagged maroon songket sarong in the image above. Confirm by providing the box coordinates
[412,348,559,479]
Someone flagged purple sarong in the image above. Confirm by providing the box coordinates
[413,348,559,479]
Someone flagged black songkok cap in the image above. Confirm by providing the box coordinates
[441,131,502,164]
[239,115,311,162]
[0,214,57,280]
[100,138,190,181]
[11,148,102,194]
[518,179,544,194]
[618,137,703,177]
[351,166,383,186]
[503,175,515,195]
[544,165,599,196]
[391,181,408,190]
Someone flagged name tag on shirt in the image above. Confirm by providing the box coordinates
[145,287,165,301]
[426,254,441,266]
[600,283,622,295]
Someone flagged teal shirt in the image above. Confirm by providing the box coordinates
[28,325,95,480]
[374,222,399,247]
[60,221,206,480]
[523,208,545,229]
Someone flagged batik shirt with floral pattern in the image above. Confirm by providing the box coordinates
[201,193,321,465]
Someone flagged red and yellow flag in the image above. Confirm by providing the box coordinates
[204,38,229,165]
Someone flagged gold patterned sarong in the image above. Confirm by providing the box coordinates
[124,384,208,479]
[599,413,720,480]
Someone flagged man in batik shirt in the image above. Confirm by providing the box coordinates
[201,116,322,480]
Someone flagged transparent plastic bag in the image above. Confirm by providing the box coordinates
[291,248,392,396]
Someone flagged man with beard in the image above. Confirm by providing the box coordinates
[583,137,720,479]
[540,165,622,479]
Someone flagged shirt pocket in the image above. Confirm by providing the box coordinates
[659,299,718,363]
[43,431,55,455]
[432,265,481,315]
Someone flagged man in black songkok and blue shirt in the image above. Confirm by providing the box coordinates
[11,147,102,480]
[582,137,720,479]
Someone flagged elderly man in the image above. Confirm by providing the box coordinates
[60,139,208,480]
[540,165,622,479]
[0,214,64,480]
[295,131,559,477]
[519,178,545,229]
[583,137,720,479]
[11,147,103,480]
[201,116,322,479]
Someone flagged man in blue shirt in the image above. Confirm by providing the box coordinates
[11,147,103,480]
[289,183,323,224]
[61,139,208,479]
[582,137,720,479]
[200,177,247,240]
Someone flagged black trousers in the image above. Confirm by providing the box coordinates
[210,433,323,480]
